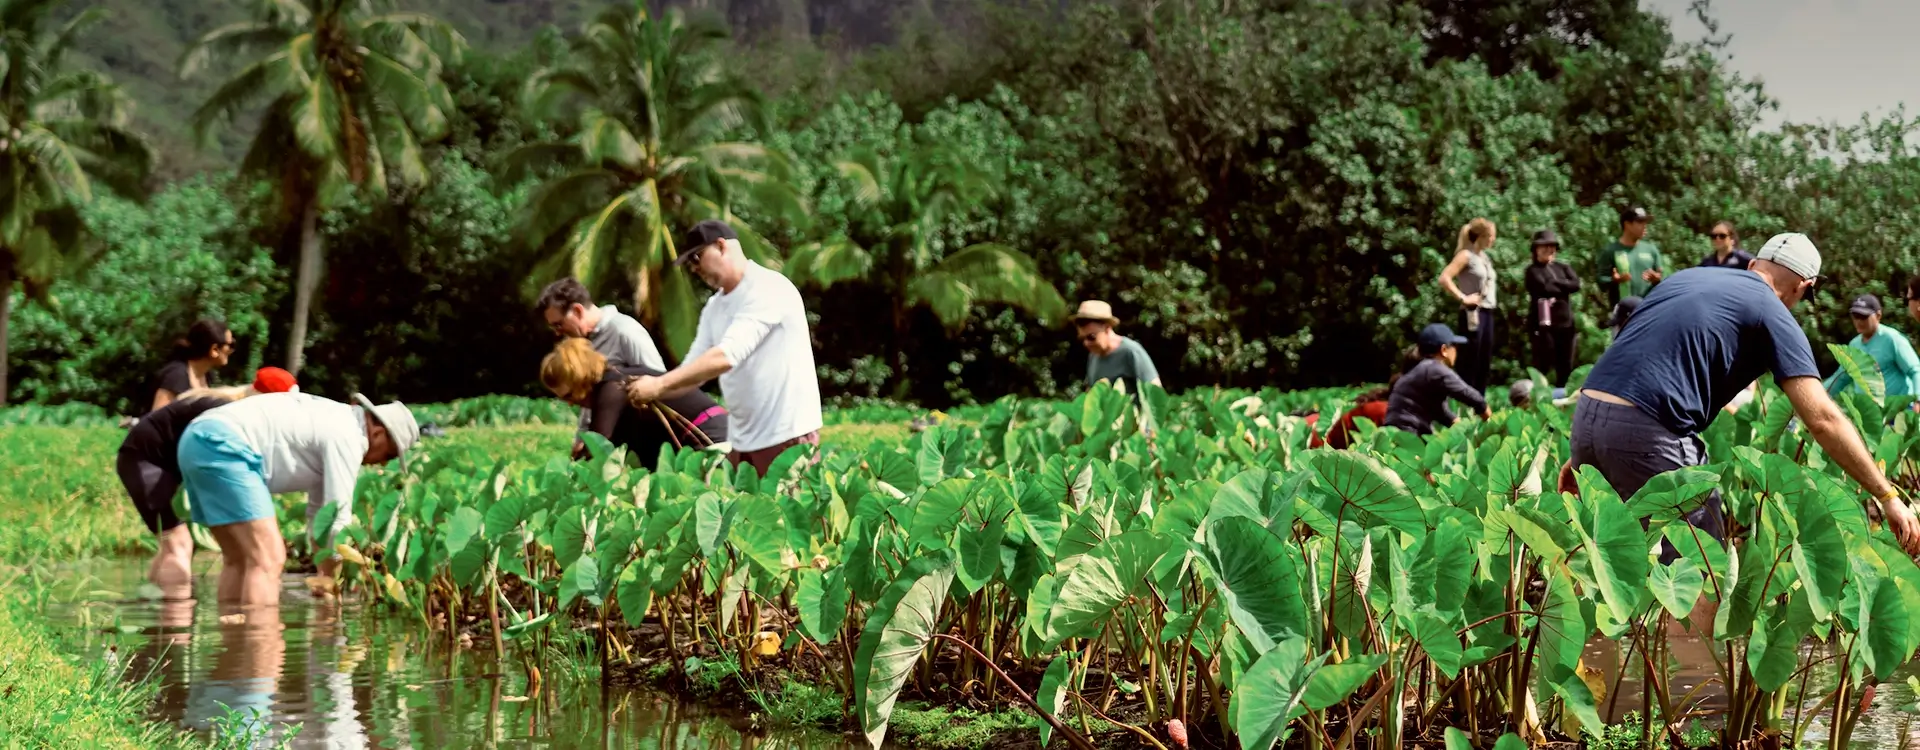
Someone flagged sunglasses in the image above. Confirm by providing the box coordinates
[1078,332,1100,344]
[1709,233,1731,240]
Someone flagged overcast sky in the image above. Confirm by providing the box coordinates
[1642,0,1918,126]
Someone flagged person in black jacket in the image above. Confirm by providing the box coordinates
[1524,230,1581,384]
[540,338,728,470]
[1385,324,1493,435]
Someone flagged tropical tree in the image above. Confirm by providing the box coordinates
[782,143,1066,385]
[507,2,801,359]
[0,0,153,405]
[180,0,464,371]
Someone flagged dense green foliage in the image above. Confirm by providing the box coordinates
[299,380,1920,748]
[7,0,1919,412]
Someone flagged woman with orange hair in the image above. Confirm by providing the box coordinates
[1438,217,1499,393]
[541,338,728,469]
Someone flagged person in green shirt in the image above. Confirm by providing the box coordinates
[1596,206,1665,304]
[1825,294,1920,398]
[1073,300,1162,394]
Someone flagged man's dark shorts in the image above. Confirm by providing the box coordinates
[1569,395,1724,560]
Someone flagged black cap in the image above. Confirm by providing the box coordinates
[1619,207,1651,225]
[1417,323,1468,355]
[1606,296,1643,328]
[1531,229,1560,247]
[676,220,737,266]
[1850,294,1884,316]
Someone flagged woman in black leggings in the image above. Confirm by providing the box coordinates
[117,369,296,594]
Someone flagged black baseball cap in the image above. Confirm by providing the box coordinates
[1531,229,1560,247]
[1850,294,1883,316]
[1619,207,1651,225]
[1605,296,1643,328]
[1417,323,1468,355]
[675,220,737,266]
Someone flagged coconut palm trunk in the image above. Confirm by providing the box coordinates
[286,198,324,372]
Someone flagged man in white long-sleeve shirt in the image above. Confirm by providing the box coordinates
[178,392,419,606]
[624,220,823,476]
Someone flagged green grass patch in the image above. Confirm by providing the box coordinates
[0,588,196,749]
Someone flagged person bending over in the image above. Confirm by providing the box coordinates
[1385,324,1492,435]
[541,338,728,469]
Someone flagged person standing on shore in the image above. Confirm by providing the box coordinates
[1524,229,1581,385]
[1596,207,1664,305]
[1438,218,1498,393]
[623,220,823,477]
[1562,234,1920,558]
[147,319,235,415]
[1697,220,1754,269]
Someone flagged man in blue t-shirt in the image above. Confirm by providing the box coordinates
[1560,233,1920,556]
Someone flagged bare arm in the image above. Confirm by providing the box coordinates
[1781,376,1920,552]
[630,347,732,403]
[151,390,176,412]
[1437,251,1474,304]
[1781,376,1894,497]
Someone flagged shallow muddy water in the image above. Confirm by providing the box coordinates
[39,557,863,749]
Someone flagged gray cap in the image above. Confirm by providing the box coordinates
[1851,294,1883,316]
[1754,232,1822,280]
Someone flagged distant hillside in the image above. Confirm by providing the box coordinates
[65,0,918,177]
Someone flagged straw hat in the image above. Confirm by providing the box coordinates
[1071,300,1120,325]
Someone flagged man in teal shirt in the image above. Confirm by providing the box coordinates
[1826,294,1920,397]
[1073,300,1162,393]
[1596,206,1665,304]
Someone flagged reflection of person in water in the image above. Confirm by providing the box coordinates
[184,608,285,735]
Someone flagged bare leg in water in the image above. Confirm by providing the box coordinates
[151,525,195,596]
[209,518,287,607]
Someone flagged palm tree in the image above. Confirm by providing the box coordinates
[0,0,153,405]
[783,143,1066,384]
[507,2,801,359]
[181,0,464,372]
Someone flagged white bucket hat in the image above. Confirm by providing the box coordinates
[351,393,420,457]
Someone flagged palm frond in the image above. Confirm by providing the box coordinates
[16,125,94,204]
[178,21,294,80]
[516,168,623,248]
[833,157,883,209]
[579,108,645,169]
[186,51,290,145]
[42,7,106,66]
[785,237,874,289]
[360,12,466,64]
[288,74,342,160]
[920,243,1068,327]
[498,141,581,184]
[360,49,448,139]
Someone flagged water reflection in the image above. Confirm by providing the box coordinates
[45,558,861,750]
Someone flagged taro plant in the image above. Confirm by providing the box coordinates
[305,376,1920,750]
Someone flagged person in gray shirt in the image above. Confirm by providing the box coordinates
[1384,323,1492,435]
[1073,300,1161,394]
[537,278,667,452]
